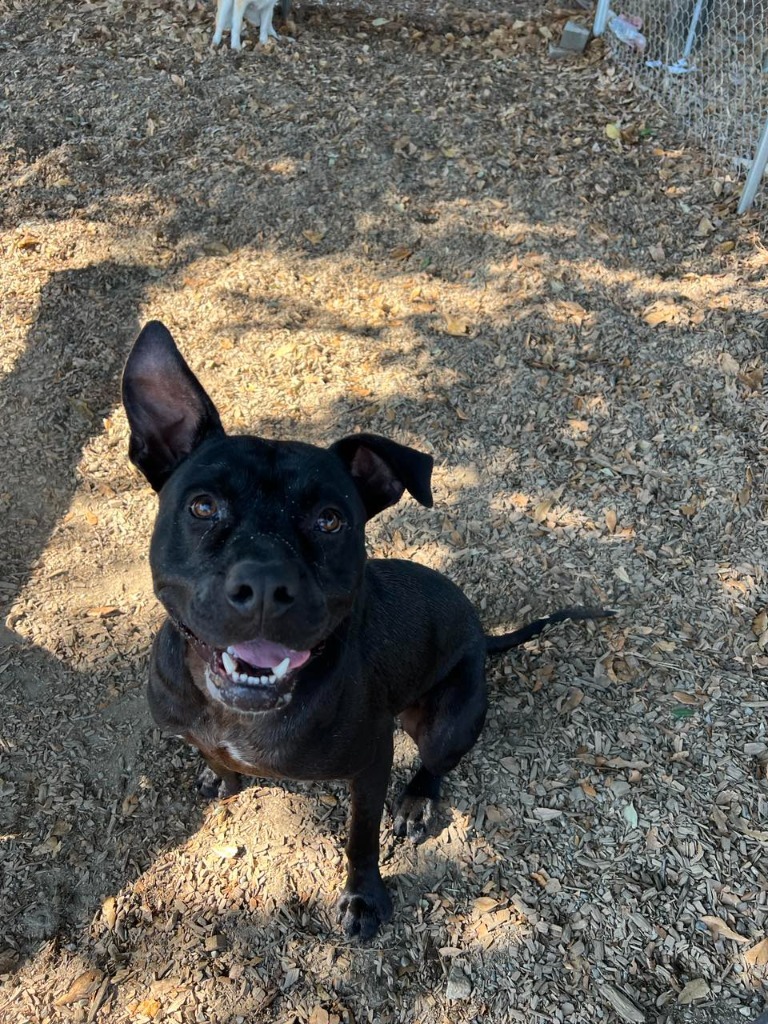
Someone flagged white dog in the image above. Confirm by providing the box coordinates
[213,0,280,49]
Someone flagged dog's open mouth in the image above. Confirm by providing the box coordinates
[203,637,314,713]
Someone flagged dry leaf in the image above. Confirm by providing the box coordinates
[642,301,684,326]
[533,498,553,524]
[568,418,589,433]
[646,827,663,851]
[678,978,710,1004]
[719,352,740,376]
[302,228,326,245]
[390,245,413,261]
[672,691,700,705]
[699,915,749,943]
[102,896,117,930]
[561,688,584,714]
[85,510,99,526]
[86,606,120,618]
[309,1008,331,1024]
[33,836,61,856]
[744,937,768,967]
[135,996,162,1018]
[580,780,597,799]
[203,241,229,256]
[605,122,622,144]
[752,610,768,636]
[695,215,715,236]
[54,969,104,1006]
[605,509,618,533]
[737,483,751,507]
[15,233,41,250]
[442,314,471,337]
[122,793,139,816]
[739,366,764,390]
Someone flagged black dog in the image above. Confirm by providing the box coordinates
[122,321,611,940]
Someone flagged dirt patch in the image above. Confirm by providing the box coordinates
[0,0,766,1022]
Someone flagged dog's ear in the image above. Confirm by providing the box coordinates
[330,433,434,519]
[122,321,225,492]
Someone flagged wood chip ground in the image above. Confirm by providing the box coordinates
[0,1,766,1022]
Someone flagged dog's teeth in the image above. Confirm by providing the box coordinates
[222,651,237,676]
[260,675,269,685]
[273,657,291,679]
[226,645,237,655]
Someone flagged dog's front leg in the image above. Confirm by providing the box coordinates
[257,1,279,45]
[230,0,252,48]
[336,731,394,941]
[196,756,244,800]
[213,0,234,45]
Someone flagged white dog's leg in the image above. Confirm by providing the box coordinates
[212,0,233,45]
[258,0,279,44]
[231,0,251,48]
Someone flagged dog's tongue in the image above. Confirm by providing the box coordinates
[229,639,311,671]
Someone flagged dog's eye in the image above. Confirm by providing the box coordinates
[315,509,344,534]
[189,495,219,520]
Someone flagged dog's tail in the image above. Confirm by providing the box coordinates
[485,606,615,654]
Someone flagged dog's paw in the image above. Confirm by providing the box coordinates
[196,766,243,800]
[336,881,392,942]
[393,793,436,844]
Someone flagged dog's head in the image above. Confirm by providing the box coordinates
[122,321,433,713]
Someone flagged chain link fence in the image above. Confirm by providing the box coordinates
[593,0,768,217]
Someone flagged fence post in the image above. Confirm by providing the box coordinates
[593,0,612,36]
[681,0,706,58]
[738,115,768,214]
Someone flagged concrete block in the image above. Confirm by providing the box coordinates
[560,20,591,52]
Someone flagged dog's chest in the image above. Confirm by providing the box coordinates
[191,716,304,779]
[189,699,366,781]
[211,736,276,777]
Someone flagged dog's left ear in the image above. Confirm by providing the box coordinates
[330,433,434,519]
[122,321,225,492]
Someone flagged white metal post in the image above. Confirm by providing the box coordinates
[593,0,612,36]
[682,0,705,58]
[738,115,768,214]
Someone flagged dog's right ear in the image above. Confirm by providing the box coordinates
[121,321,225,492]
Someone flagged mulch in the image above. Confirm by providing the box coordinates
[0,0,766,1021]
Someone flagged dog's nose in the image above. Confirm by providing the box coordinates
[224,560,297,621]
